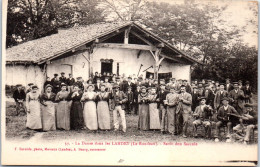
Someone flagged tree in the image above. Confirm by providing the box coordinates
[52,0,105,28]
[7,0,57,47]
[100,0,146,21]
[6,0,105,47]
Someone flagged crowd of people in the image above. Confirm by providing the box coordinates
[12,71,257,144]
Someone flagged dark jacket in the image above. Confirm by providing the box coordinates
[40,92,56,104]
[13,89,26,102]
[67,78,75,86]
[217,105,239,121]
[158,90,168,105]
[110,91,127,110]
[59,76,67,84]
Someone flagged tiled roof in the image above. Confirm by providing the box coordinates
[6,21,200,64]
[6,21,131,63]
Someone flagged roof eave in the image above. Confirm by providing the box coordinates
[132,22,201,65]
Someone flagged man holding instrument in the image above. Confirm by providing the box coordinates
[233,103,257,144]
[192,97,213,139]
[214,97,240,142]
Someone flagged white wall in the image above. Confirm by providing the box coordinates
[92,47,191,81]
[6,64,45,91]
[47,51,90,82]
[5,47,191,89]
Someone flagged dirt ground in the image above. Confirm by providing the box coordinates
[4,95,258,144]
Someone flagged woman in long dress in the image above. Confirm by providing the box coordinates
[81,84,98,130]
[25,85,42,130]
[55,83,70,130]
[96,84,111,130]
[147,87,161,130]
[68,84,84,130]
[138,86,149,130]
[40,84,56,131]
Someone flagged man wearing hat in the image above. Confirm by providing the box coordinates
[110,84,127,132]
[59,72,67,84]
[125,86,134,114]
[136,77,143,87]
[74,77,84,91]
[183,79,192,94]
[233,103,257,144]
[164,86,178,134]
[93,72,99,84]
[191,86,200,112]
[51,74,61,94]
[242,81,253,104]
[133,85,141,115]
[67,74,75,92]
[225,78,233,92]
[228,82,245,115]
[176,85,192,138]
[192,96,213,138]
[214,83,228,110]
[26,83,34,94]
[157,83,169,133]
[13,84,26,115]
[214,97,240,142]
[204,84,214,107]
[197,82,205,98]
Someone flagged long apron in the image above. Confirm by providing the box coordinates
[56,101,70,130]
[83,101,98,130]
[26,100,42,129]
[97,101,111,130]
[41,101,56,131]
[138,103,149,130]
[149,103,161,129]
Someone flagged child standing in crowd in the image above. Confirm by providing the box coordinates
[125,86,134,114]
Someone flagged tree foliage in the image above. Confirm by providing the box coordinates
[7,0,105,47]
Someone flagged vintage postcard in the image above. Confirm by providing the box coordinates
[1,0,258,165]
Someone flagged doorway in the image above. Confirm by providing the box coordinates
[101,62,113,74]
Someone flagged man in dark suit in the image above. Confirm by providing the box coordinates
[133,85,141,115]
[124,77,135,93]
[13,84,26,115]
[242,81,253,104]
[225,78,233,92]
[158,83,169,133]
[214,83,228,110]
[204,84,215,107]
[110,84,127,132]
[177,85,192,138]
[67,73,75,92]
[93,72,99,84]
[59,72,67,84]
[183,80,192,94]
[94,77,101,92]
[75,77,84,91]
[228,82,245,115]
[125,86,134,114]
[191,86,200,112]
[214,97,240,142]
[51,74,61,94]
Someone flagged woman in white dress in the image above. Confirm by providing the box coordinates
[25,85,42,130]
[81,84,98,130]
[40,84,56,131]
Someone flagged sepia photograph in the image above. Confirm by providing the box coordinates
[1,0,258,165]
